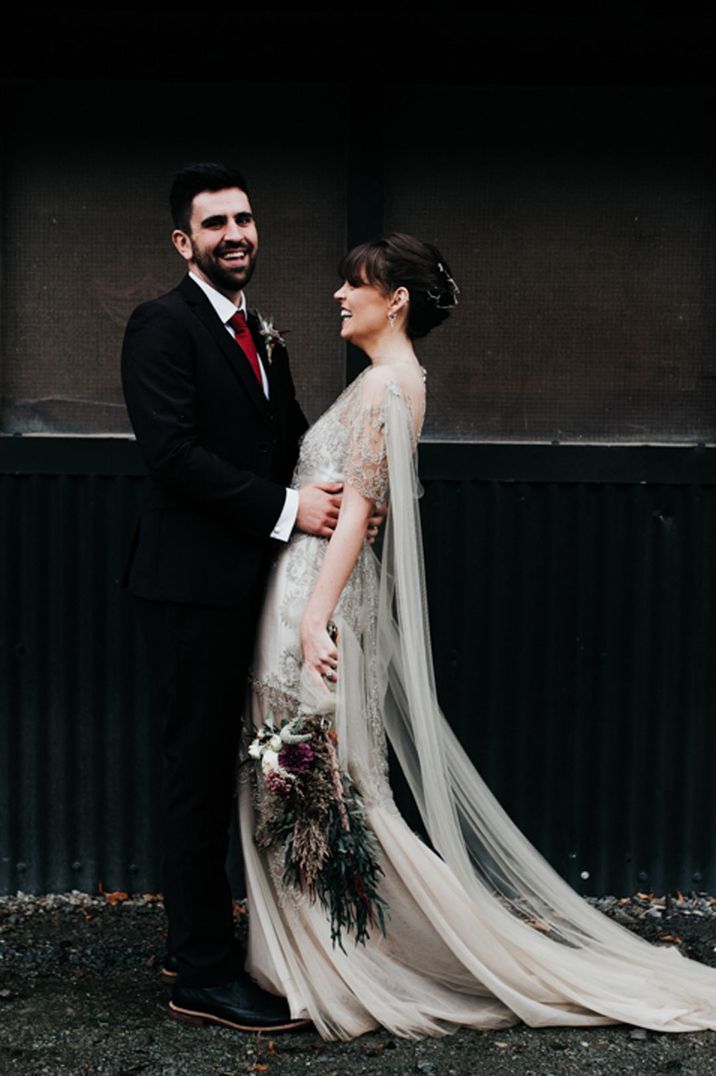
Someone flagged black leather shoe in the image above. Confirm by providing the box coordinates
[168,976,310,1033]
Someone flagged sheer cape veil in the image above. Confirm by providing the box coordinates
[367,376,716,1030]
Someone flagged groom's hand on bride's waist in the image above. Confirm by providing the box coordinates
[295,482,343,538]
[295,483,386,544]
[367,503,387,545]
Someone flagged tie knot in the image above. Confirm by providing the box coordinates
[228,310,247,334]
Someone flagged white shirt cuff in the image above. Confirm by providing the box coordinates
[271,488,299,542]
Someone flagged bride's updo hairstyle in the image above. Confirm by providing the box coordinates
[338,232,459,340]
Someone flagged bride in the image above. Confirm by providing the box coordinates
[239,233,716,1040]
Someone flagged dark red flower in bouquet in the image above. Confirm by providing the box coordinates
[279,742,314,773]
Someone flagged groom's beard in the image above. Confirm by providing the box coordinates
[191,240,257,294]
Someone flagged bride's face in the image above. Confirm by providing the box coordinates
[334,276,392,346]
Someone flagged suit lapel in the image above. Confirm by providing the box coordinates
[178,276,271,419]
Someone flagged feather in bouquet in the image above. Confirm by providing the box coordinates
[248,712,388,950]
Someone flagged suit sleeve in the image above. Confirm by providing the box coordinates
[121,301,287,539]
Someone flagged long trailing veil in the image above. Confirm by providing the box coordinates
[366,376,716,1030]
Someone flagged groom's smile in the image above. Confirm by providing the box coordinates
[216,243,253,273]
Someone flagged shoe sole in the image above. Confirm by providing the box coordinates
[161,967,178,984]
[168,1000,310,1034]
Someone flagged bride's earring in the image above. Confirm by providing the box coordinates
[388,312,397,328]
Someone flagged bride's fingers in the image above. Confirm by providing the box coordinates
[323,657,338,679]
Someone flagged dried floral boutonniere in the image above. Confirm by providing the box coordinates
[251,309,289,364]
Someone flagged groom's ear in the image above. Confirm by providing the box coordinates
[172,229,193,264]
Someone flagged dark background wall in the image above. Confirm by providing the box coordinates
[2,11,716,896]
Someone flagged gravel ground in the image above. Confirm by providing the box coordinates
[1,891,716,1076]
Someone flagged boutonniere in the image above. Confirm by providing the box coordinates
[251,309,289,364]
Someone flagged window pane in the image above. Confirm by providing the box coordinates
[384,87,716,444]
[0,82,345,434]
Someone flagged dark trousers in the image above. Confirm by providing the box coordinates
[135,596,261,986]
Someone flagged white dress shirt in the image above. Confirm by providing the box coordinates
[188,271,299,541]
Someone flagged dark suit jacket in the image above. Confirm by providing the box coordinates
[121,275,308,606]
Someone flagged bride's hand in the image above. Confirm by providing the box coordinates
[300,617,338,686]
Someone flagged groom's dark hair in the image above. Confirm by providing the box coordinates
[170,162,251,233]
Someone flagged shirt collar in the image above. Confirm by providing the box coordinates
[188,271,248,323]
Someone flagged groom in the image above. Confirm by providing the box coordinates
[121,163,342,1031]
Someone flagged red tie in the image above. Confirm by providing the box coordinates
[227,311,263,387]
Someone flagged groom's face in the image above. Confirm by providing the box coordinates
[172,187,259,300]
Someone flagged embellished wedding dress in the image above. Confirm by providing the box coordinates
[239,363,716,1041]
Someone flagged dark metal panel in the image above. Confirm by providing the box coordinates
[4,437,716,483]
[0,474,159,894]
[421,478,716,896]
[2,467,716,896]
[0,438,147,476]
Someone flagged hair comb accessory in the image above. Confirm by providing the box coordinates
[427,262,460,308]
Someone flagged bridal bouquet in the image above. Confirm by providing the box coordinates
[248,713,387,950]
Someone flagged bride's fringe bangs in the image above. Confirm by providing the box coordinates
[338,242,389,291]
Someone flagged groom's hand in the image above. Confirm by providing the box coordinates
[366,502,387,545]
[296,482,343,538]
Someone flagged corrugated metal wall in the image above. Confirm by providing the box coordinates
[420,468,716,896]
[0,472,157,894]
[2,445,715,896]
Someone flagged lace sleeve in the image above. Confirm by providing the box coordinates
[342,372,410,504]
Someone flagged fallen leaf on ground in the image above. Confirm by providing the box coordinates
[103,891,129,906]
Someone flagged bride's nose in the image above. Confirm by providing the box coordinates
[334,283,346,301]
